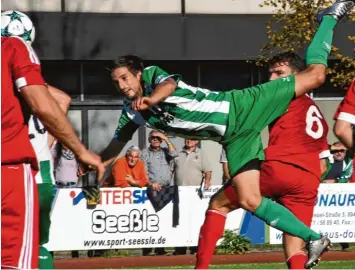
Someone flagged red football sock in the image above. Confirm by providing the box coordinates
[286,252,307,269]
[195,209,227,269]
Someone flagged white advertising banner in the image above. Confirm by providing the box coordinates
[45,186,245,251]
[270,183,355,244]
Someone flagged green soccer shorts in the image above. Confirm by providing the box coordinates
[222,75,296,177]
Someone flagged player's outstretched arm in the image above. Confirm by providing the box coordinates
[132,78,177,111]
[47,84,72,148]
[334,120,353,149]
[100,138,127,166]
[294,65,326,98]
[21,84,105,180]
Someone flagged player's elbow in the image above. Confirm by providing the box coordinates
[313,69,326,89]
[162,78,177,94]
[307,65,326,89]
[165,78,177,88]
[48,85,72,112]
[60,94,72,111]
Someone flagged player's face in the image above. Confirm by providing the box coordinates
[269,61,294,81]
[112,67,142,99]
[126,151,140,167]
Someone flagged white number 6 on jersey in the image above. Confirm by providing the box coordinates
[306,105,323,139]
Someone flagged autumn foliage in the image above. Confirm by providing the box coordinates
[257,0,354,88]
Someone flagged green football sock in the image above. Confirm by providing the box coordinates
[305,16,338,67]
[254,197,321,241]
[39,246,54,269]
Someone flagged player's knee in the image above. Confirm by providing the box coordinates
[208,197,234,214]
[238,195,262,212]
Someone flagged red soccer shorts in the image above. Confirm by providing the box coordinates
[223,160,319,226]
[1,164,39,269]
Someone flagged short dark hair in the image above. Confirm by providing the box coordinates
[269,52,306,72]
[110,55,144,75]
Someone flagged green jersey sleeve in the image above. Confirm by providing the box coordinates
[142,66,181,92]
[114,109,140,142]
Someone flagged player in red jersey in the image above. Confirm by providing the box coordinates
[195,52,330,270]
[334,81,355,183]
[1,35,105,269]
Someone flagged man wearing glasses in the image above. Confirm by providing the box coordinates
[141,130,177,256]
[322,141,353,183]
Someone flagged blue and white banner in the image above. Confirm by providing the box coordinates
[270,183,355,244]
[45,186,245,251]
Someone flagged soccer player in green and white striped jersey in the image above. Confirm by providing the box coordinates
[98,2,354,266]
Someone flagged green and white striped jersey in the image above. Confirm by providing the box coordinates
[28,115,55,185]
[114,66,231,142]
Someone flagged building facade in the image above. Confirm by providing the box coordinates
[3,0,354,184]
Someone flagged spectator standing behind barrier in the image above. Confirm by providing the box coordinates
[220,149,230,184]
[52,142,79,188]
[108,146,149,188]
[322,141,353,251]
[322,141,353,184]
[141,130,177,256]
[51,141,80,258]
[173,139,212,255]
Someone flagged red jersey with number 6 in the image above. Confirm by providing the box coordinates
[265,95,329,178]
[1,36,45,168]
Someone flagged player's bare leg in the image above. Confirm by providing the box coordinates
[232,168,333,269]
[195,186,237,269]
[284,234,308,269]
[231,167,327,263]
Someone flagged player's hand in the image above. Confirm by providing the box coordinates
[204,181,211,190]
[77,163,92,177]
[132,97,154,111]
[77,151,105,181]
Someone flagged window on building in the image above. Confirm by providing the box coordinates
[255,65,270,85]
[82,61,123,100]
[145,60,198,86]
[199,61,253,90]
[41,61,81,100]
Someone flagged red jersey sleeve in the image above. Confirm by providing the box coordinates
[334,81,355,125]
[9,37,45,90]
